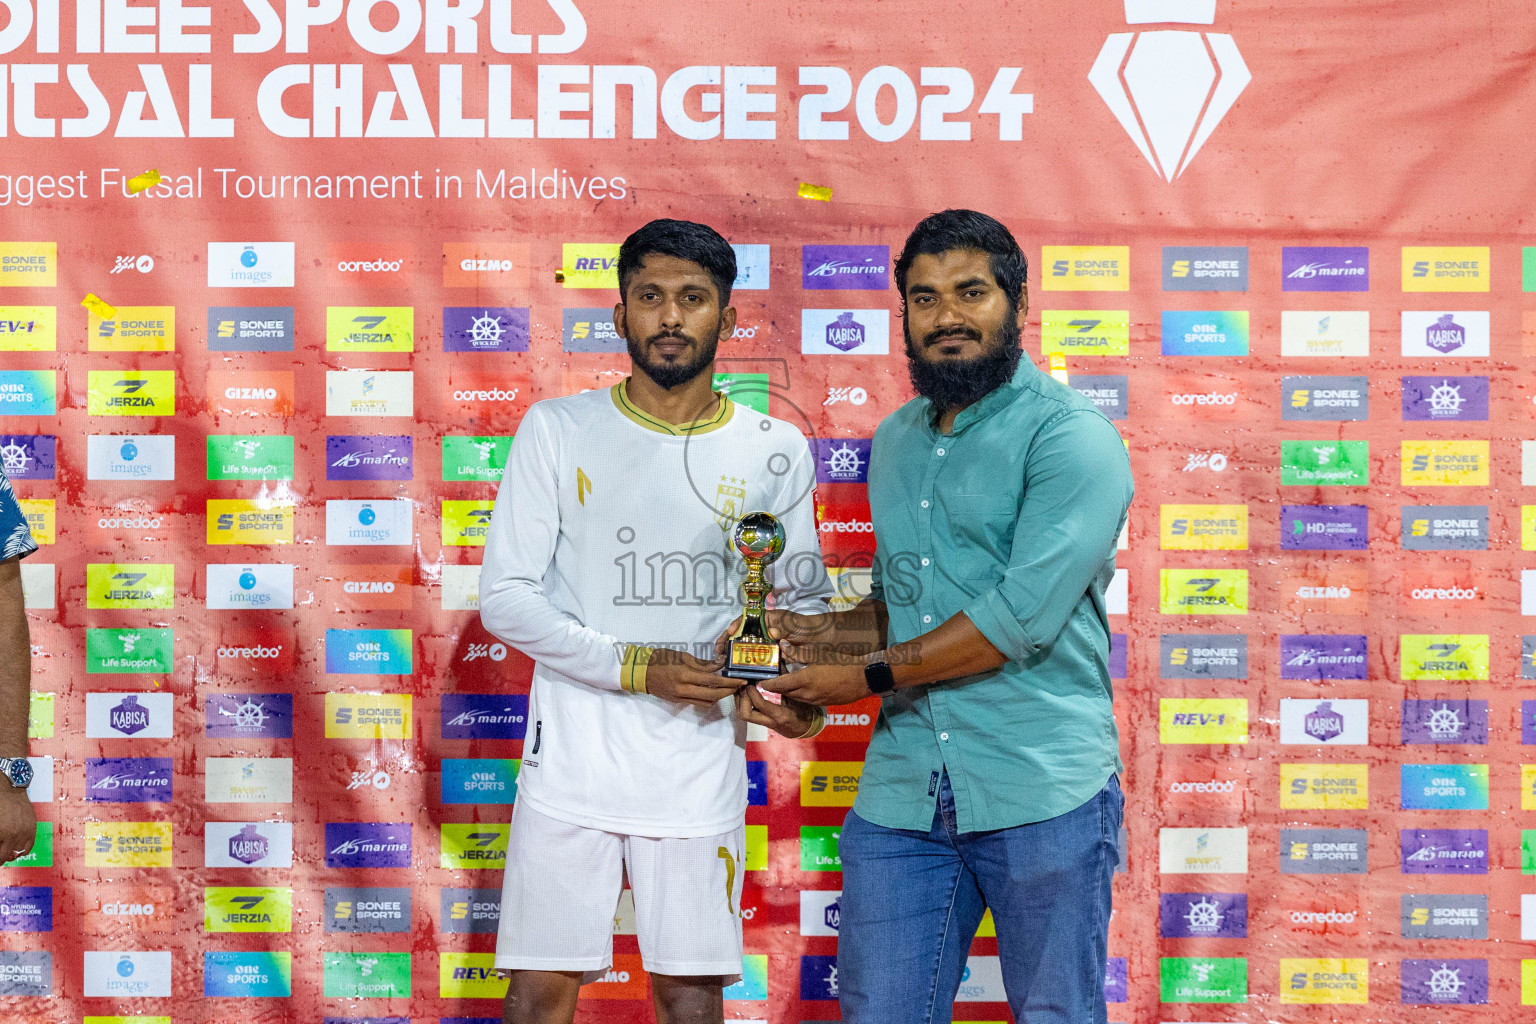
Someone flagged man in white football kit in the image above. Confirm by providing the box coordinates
[479,219,833,1024]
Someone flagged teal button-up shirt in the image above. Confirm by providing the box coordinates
[859,358,1133,833]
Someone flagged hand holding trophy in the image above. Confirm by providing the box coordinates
[723,510,785,683]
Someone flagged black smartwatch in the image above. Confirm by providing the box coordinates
[864,659,896,696]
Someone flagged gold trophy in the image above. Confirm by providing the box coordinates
[724,510,785,682]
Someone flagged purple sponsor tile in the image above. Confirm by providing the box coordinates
[1158,893,1247,938]
[86,757,173,803]
[440,694,528,740]
[1280,635,1368,680]
[1401,959,1488,1005]
[813,439,872,484]
[206,693,294,738]
[1104,958,1128,1003]
[1282,504,1368,551]
[325,822,412,868]
[1110,633,1127,679]
[1523,700,1536,745]
[326,435,413,481]
[1401,699,1488,745]
[1401,376,1488,422]
[1400,829,1488,875]
[0,887,50,931]
[443,307,530,352]
[1281,246,1370,291]
[0,435,54,480]
[802,245,889,290]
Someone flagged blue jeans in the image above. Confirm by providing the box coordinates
[837,772,1122,1024]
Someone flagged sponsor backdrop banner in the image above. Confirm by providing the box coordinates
[0,0,1533,1020]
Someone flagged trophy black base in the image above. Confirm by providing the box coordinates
[724,640,781,683]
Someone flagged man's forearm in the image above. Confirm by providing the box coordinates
[0,561,31,754]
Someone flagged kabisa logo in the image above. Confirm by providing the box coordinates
[326,435,413,481]
[801,309,890,355]
[1402,699,1487,745]
[1159,893,1247,938]
[815,438,872,484]
[1162,246,1248,291]
[1089,3,1250,182]
[1401,959,1488,1005]
[1041,311,1130,355]
[443,307,530,352]
[85,692,172,739]
[324,823,412,868]
[207,242,295,287]
[1281,828,1368,875]
[1282,375,1369,421]
[110,695,149,735]
[0,435,54,480]
[206,694,293,739]
[441,823,510,868]
[802,245,890,290]
[1281,247,1370,292]
[227,824,272,865]
[1280,635,1368,680]
[440,694,528,740]
[1400,828,1488,874]
[1402,376,1488,421]
[1402,310,1490,357]
[1277,699,1367,744]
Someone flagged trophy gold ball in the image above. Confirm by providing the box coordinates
[725,511,786,682]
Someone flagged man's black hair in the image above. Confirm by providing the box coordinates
[617,219,737,306]
[893,209,1028,309]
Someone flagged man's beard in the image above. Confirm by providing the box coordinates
[628,324,720,390]
[904,315,1023,410]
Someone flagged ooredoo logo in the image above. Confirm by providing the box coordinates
[329,245,412,283]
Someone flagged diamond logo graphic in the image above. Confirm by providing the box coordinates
[1089,0,1251,181]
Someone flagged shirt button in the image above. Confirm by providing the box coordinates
[921,557,931,566]
[940,732,949,741]
[920,500,930,509]
[923,615,933,624]
[937,447,946,456]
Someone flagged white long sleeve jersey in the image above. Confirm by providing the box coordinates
[479,383,833,838]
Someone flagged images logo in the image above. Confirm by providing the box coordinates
[1280,440,1368,486]
[441,694,529,740]
[1162,246,1248,290]
[802,245,889,290]
[87,371,175,416]
[1041,311,1130,355]
[206,499,294,545]
[1403,505,1488,551]
[83,950,170,997]
[1158,698,1248,744]
[560,242,619,289]
[1401,440,1488,486]
[1281,247,1369,291]
[1282,375,1368,421]
[1089,1,1249,182]
[1161,311,1249,355]
[207,242,295,287]
[1160,504,1247,550]
[1280,311,1370,356]
[86,435,175,481]
[802,309,889,355]
[325,692,412,738]
[1402,246,1489,292]
[1158,569,1248,615]
[1401,828,1488,874]
[324,369,414,417]
[0,306,56,351]
[0,243,55,287]
[1280,635,1368,681]
[440,823,510,869]
[443,307,530,352]
[1281,958,1368,1005]
[89,305,175,352]
[1281,827,1367,874]
[206,564,295,610]
[1400,764,1488,810]
[1280,764,1368,809]
[1281,504,1368,551]
[86,566,173,610]
[325,498,413,546]
[1160,633,1246,679]
[1159,893,1247,938]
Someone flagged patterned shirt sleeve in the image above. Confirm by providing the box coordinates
[0,465,38,561]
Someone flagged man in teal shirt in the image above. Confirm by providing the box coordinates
[761,210,1132,1023]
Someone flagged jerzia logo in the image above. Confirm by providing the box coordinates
[1089,0,1251,181]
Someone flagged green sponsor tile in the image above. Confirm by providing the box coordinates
[323,951,411,998]
[441,436,512,482]
[800,825,842,871]
[1160,957,1247,1003]
[86,628,173,674]
[206,435,295,481]
[8,821,52,867]
[1280,440,1369,486]
[714,373,770,415]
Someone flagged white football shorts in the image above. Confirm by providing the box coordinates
[494,800,746,982]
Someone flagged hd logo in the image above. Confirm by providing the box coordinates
[1401,634,1488,681]
[801,761,863,806]
[1401,440,1488,486]
[1281,764,1368,810]
[1159,569,1248,615]
[85,564,173,610]
[87,371,174,416]
[442,500,494,546]
[1040,246,1128,290]
[89,306,175,352]
[1160,504,1247,550]
[440,823,510,869]
[1402,246,1490,292]
[206,499,294,545]
[325,307,414,352]
[1040,311,1130,355]
[1159,698,1248,744]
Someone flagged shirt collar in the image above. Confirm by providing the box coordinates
[924,357,1037,436]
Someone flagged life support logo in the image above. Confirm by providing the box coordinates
[1089,1,1251,181]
